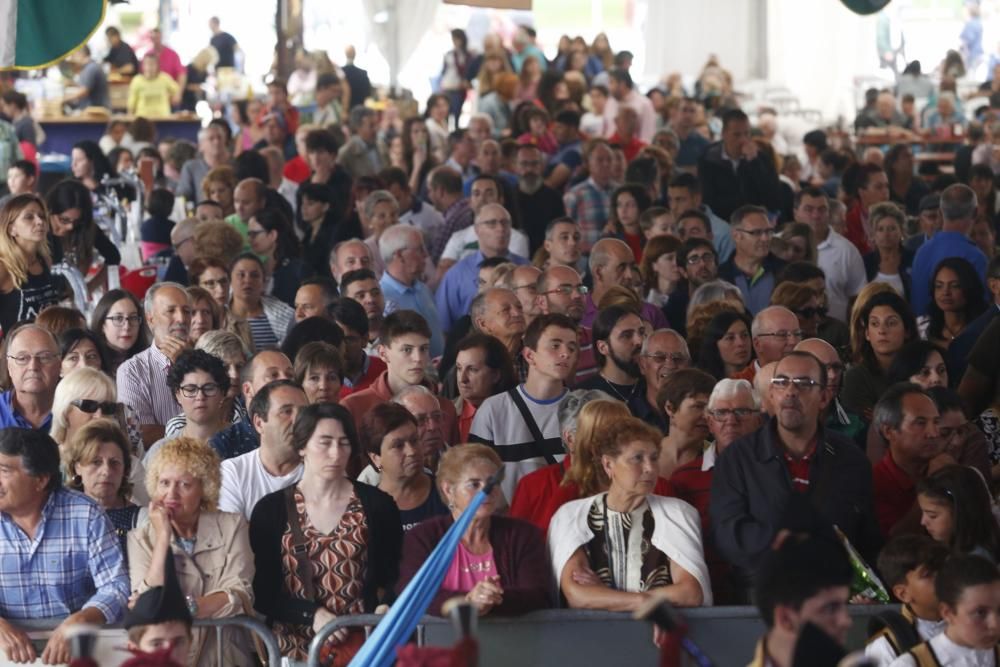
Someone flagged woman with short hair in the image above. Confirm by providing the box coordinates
[399,444,551,616]
[129,437,256,667]
[293,341,343,404]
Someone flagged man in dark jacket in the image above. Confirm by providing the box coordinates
[697,108,782,222]
[709,350,881,600]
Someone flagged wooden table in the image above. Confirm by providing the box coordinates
[38,116,201,155]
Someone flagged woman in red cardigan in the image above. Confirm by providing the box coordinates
[398,444,551,616]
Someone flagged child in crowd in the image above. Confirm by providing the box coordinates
[917,465,1000,562]
[127,53,179,118]
[866,535,948,666]
[580,84,609,137]
[888,554,1000,666]
[517,107,558,156]
[3,160,36,203]
[140,188,176,261]
[123,550,192,666]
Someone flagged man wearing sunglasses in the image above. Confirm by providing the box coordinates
[0,325,61,431]
[710,350,880,601]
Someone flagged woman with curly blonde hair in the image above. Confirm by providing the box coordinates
[129,436,255,667]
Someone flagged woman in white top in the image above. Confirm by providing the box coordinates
[548,417,711,612]
[863,202,913,301]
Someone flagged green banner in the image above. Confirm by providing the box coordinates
[3,0,107,70]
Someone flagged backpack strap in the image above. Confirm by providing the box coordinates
[866,610,921,656]
[908,641,944,667]
[283,485,316,600]
[507,387,558,465]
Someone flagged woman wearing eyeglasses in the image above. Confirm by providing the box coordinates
[91,289,151,374]
[45,179,121,293]
[145,349,231,464]
[50,367,149,504]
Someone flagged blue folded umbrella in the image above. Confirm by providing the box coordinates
[346,468,504,667]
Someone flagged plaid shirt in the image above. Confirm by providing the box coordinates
[429,198,474,263]
[562,177,613,254]
[0,488,129,621]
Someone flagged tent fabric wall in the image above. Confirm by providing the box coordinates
[362,0,441,90]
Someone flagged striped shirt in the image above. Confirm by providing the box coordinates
[0,489,129,622]
[248,315,279,350]
[116,344,179,427]
[562,177,613,254]
[468,385,566,501]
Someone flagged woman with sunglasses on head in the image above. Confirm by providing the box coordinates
[49,366,149,503]
[145,349,231,465]
[45,179,121,293]
[91,289,151,374]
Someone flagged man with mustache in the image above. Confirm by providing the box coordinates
[578,305,651,421]
[511,143,566,254]
[117,283,192,445]
[709,350,880,601]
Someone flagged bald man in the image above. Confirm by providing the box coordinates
[228,178,267,241]
[734,306,802,382]
[435,203,528,334]
[582,238,669,329]
[796,337,864,445]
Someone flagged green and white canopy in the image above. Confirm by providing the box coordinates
[0,0,106,70]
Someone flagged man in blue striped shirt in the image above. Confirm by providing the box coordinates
[0,429,128,664]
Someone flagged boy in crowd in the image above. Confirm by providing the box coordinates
[865,535,948,666]
[123,550,192,665]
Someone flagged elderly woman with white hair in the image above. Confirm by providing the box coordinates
[669,377,760,605]
[51,367,149,503]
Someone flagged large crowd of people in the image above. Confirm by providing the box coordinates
[5,17,1000,667]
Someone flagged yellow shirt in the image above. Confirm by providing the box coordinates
[127,73,178,118]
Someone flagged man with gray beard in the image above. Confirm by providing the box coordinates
[512,143,566,255]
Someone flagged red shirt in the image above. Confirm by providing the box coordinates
[457,397,476,444]
[872,452,919,537]
[283,155,310,184]
[622,231,644,263]
[607,133,647,162]
[570,327,598,387]
[338,354,386,399]
[783,441,817,493]
[844,201,872,255]
[341,370,459,446]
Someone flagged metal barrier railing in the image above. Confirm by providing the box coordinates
[194,615,282,667]
[16,614,281,667]
[306,605,899,667]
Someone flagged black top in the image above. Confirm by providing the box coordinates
[271,256,313,306]
[513,185,566,255]
[697,142,783,222]
[104,42,138,71]
[295,169,353,238]
[343,64,372,110]
[180,64,207,112]
[0,264,60,337]
[209,32,238,68]
[249,480,402,627]
[48,227,122,268]
[398,476,449,532]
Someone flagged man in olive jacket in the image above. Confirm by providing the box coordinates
[709,351,881,600]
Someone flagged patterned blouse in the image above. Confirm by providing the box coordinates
[273,488,369,660]
[584,494,672,593]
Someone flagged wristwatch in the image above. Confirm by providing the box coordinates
[185,595,199,617]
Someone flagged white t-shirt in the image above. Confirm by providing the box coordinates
[218,449,304,520]
[440,226,530,264]
[816,229,867,323]
[468,385,566,501]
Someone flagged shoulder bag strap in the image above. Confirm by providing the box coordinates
[283,486,316,600]
[507,387,558,465]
